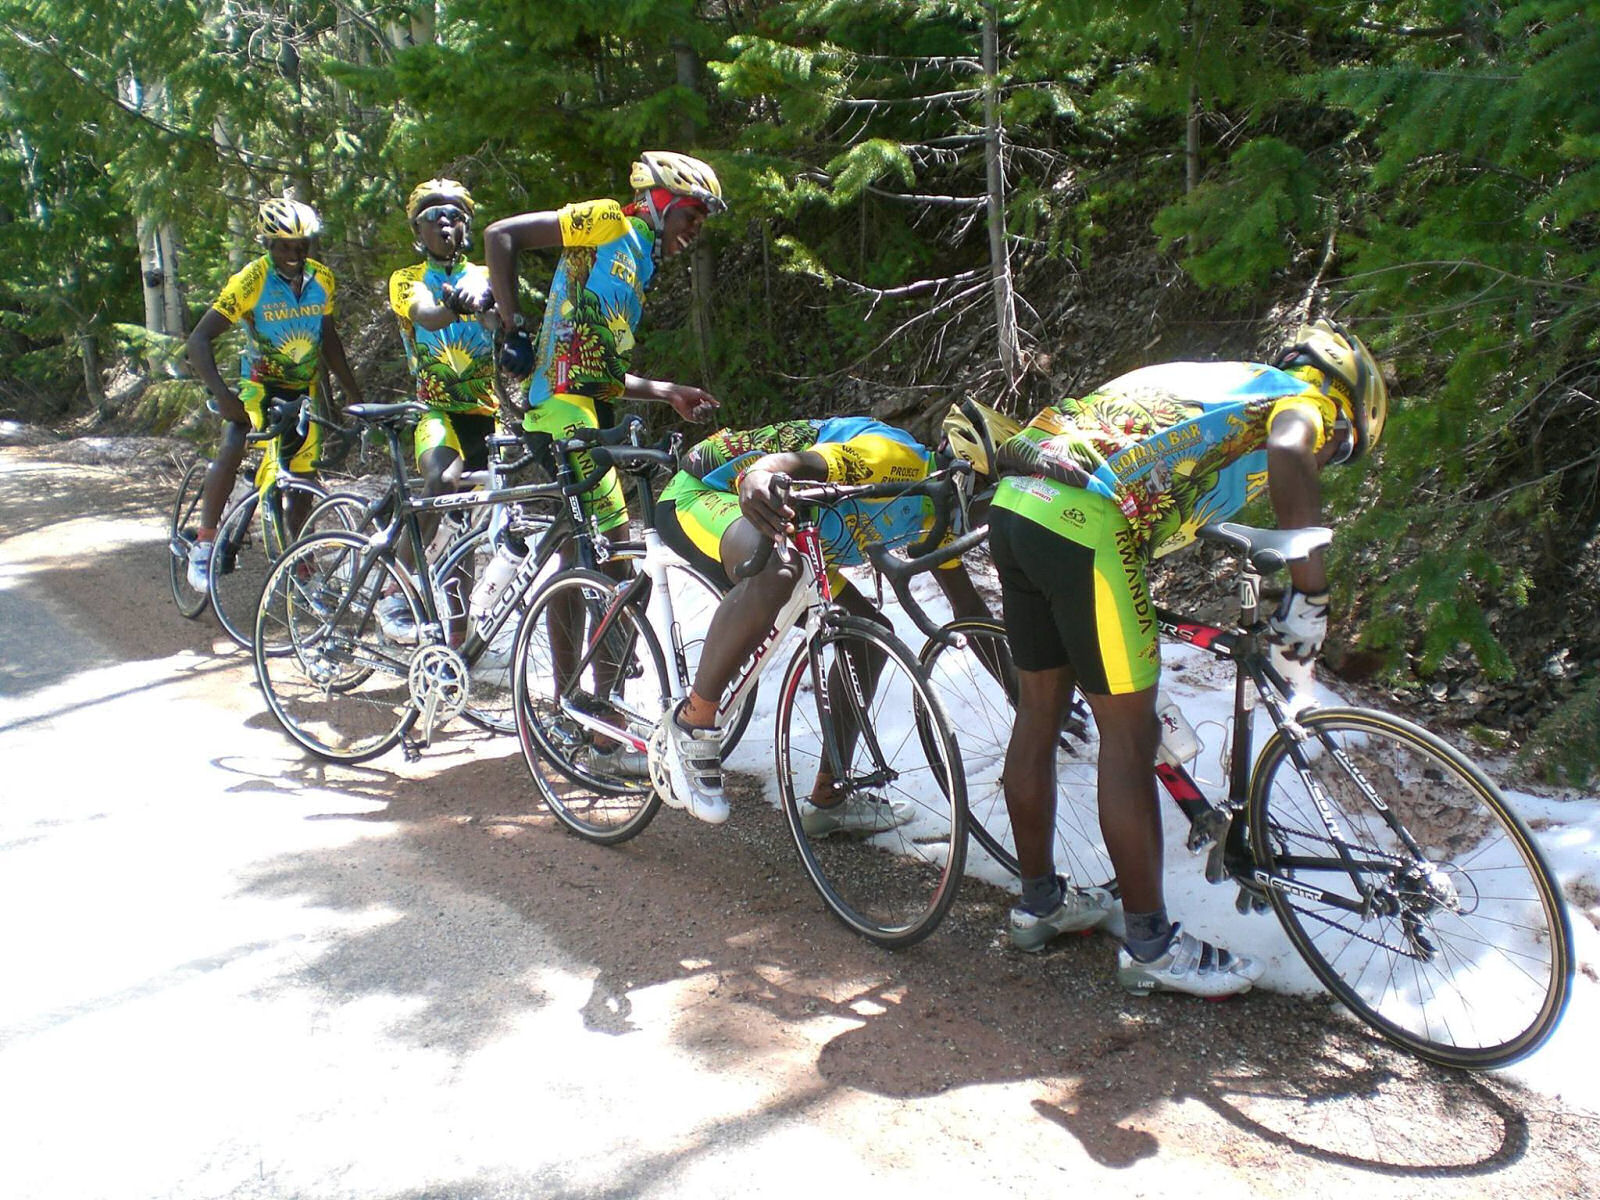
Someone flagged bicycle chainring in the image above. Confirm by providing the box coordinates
[408,643,469,742]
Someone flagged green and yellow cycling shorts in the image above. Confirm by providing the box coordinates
[242,380,320,490]
[988,487,1161,695]
[522,391,628,534]
[414,409,495,472]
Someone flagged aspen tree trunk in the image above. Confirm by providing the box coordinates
[674,40,717,391]
[982,5,1019,392]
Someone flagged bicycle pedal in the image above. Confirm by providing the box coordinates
[401,737,423,763]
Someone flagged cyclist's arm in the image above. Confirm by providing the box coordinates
[993,427,1093,489]
[1266,406,1327,594]
[186,308,246,423]
[483,211,562,333]
[736,450,829,541]
[319,317,364,415]
[622,373,719,422]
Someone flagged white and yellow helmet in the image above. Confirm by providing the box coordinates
[406,178,476,222]
[255,197,321,242]
[629,151,727,215]
[942,399,1022,480]
[1278,318,1388,463]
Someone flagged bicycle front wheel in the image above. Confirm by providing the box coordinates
[919,619,1115,890]
[168,459,210,617]
[253,532,421,763]
[1248,706,1573,1069]
[512,569,668,844]
[777,615,967,948]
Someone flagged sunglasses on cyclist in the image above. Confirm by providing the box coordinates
[415,205,468,226]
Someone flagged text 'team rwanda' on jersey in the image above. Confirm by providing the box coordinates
[388,260,497,415]
[211,255,336,394]
[526,198,656,411]
[992,361,1338,560]
[660,416,951,569]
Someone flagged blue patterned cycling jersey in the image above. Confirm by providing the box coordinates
[211,255,336,393]
[526,198,657,409]
[388,260,496,415]
[665,415,947,568]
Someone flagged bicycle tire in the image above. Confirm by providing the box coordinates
[919,619,1116,890]
[210,478,330,649]
[776,614,967,948]
[253,532,422,763]
[302,490,378,537]
[1248,705,1573,1069]
[511,568,668,844]
[168,459,211,618]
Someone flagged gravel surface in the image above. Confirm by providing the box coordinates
[1,442,1595,1200]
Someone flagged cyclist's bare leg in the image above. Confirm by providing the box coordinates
[679,516,802,727]
[809,585,890,806]
[1082,686,1163,913]
[198,419,250,536]
[1004,665,1081,879]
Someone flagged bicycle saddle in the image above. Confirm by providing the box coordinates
[1199,522,1333,573]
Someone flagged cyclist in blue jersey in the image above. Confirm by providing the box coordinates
[481,151,725,541]
[375,178,504,643]
[185,197,365,590]
[652,405,1015,824]
[990,320,1389,996]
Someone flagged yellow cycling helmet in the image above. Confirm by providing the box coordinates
[1277,317,1388,463]
[406,178,476,222]
[629,151,727,215]
[255,197,321,242]
[942,399,1022,479]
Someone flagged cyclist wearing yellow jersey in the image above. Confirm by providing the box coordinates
[185,197,364,590]
[482,151,725,541]
[990,319,1389,997]
[653,405,1013,825]
[376,178,502,642]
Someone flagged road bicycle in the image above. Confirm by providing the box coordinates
[167,395,351,643]
[911,519,1573,1069]
[250,406,722,761]
[512,462,973,948]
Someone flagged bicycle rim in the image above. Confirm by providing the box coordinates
[919,620,1115,890]
[777,616,967,948]
[512,569,666,844]
[1248,706,1573,1068]
[168,459,211,618]
[254,532,420,763]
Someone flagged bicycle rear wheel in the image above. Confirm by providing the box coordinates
[168,459,210,617]
[919,619,1114,890]
[512,569,668,844]
[777,615,967,948]
[212,478,330,649]
[253,532,421,763]
[1248,706,1573,1069]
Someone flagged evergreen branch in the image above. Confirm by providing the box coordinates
[832,88,984,108]
[0,20,301,176]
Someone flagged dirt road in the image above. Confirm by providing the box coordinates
[1,443,1595,1200]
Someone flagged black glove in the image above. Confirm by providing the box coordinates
[499,330,534,378]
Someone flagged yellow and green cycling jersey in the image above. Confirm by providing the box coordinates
[525,198,656,410]
[211,255,336,395]
[388,259,497,416]
[993,361,1338,560]
[660,416,954,570]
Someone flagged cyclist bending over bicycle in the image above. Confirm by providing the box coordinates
[653,405,1016,825]
[989,319,1389,997]
[376,178,506,643]
[185,197,364,590]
